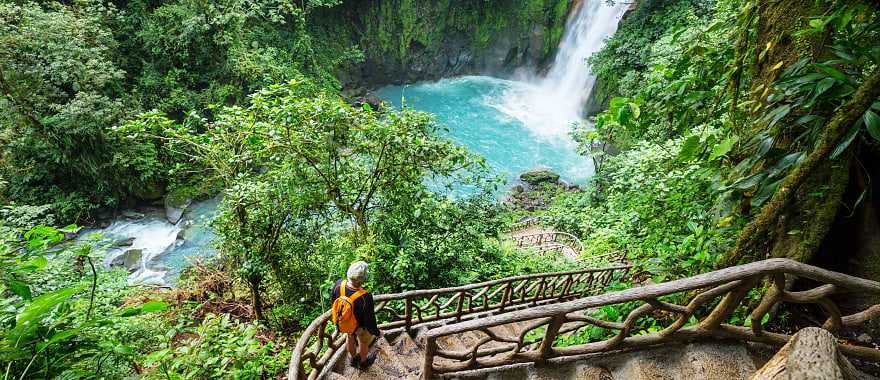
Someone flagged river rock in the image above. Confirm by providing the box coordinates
[112,237,136,247]
[352,94,383,112]
[111,249,143,273]
[176,220,194,241]
[165,197,191,224]
[121,210,145,220]
[519,168,560,186]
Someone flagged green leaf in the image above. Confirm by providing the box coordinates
[9,280,32,300]
[733,173,767,190]
[766,104,791,128]
[29,256,48,270]
[8,288,77,344]
[815,77,835,96]
[678,135,702,161]
[709,137,739,161]
[752,179,782,207]
[59,224,80,234]
[767,152,805,178]
[864,110,880,142]
[814,64,848,82]
[141,301,168,314]
[831,124,860,159]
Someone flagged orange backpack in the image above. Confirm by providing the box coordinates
[331,280,367,334]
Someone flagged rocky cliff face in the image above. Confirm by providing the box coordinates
[310,0,573,92]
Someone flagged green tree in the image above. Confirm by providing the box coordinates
[137,80,486,318]
[0,1,130,220]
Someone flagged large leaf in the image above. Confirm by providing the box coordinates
[7,288,77,345]
[678,135,702,161]
[766,104,791,128]
[815,77,835,96]
[709,136,739,161]
[733,172,767,190]
[141,301,168,313]
[8,279,32,300]
[814,64,849,82]
[864,110,880,142]
[831,123,861,159]
[752,179,782,207]
[767,152,806,178]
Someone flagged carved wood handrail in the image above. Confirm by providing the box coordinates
[287,264,632,380]
[420,258,880,379]
[511,231,587,258]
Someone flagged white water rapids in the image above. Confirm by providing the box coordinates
[491,0,630,138]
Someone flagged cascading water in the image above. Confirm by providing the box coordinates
[82,196,220,286]
[492,0,630,138]
[377,0,629,184]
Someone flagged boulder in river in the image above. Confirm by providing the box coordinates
[111,249,143,273]
[165,197,191,224]
[519,168,560,186]
[176,220,194,241]
[112,237,136,247]
[121,210,145,220]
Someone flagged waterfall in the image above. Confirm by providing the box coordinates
[491,0,629,139]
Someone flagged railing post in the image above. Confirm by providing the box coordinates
[537,315,565,363]
[499,282,513,312]
[405,296,413,334]
[455,290,465,321]
[421,336,437,380]
[296,362,305,380]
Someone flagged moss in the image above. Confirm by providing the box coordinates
[166,177,220,206]
[321,0,571,71]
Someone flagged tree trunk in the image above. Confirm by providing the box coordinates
[249,275,265,320]
[721,70,880,267]
[750,327,863,380]
[352,208,369,246]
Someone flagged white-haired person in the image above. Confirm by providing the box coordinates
[330,261,383,370]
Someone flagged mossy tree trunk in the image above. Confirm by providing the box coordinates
[721,70,880,267]
[720,0,880,268]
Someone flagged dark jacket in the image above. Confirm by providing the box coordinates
[330,279,380,336]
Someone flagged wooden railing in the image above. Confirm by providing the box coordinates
[287,265,631,380]
[420,258,880,379]
[512,231,585,257]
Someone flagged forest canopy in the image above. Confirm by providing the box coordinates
[1,0,879,378]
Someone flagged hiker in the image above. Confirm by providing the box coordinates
[331,261,383,370]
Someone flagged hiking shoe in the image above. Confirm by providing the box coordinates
[349,355,360,368]
[358,351,377,370]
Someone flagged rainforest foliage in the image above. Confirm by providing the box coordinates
[1,0,879,378]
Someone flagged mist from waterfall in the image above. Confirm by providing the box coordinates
[490,0,630,139]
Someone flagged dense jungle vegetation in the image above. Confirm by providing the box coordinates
[1,0,879,378]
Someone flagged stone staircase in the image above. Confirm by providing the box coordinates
[328,323,758,380]
[290,259,880,380]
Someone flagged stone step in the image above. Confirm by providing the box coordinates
[596,342,756,380]
[391,333,423,375]
[330,332,756,380]
[526,363,612,380]
[337,337,417,380]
